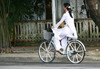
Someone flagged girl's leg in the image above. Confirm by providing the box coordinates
[61,37,67,51]
[54,37,62,50]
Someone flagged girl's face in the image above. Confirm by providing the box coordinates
[63,6,67,11]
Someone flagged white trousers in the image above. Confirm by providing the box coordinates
[53,26,73,50]
[54,30,68,50]
[54,37,67,50]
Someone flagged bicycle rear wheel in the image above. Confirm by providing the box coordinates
[66,40,85,64]
[38,41,56,63]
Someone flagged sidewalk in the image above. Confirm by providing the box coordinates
[0,46,100,62]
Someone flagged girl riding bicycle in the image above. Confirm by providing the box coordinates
[51,3,77,51]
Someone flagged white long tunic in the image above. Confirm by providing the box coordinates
[52,11,78,40]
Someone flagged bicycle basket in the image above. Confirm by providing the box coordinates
[43,30,52,40]
[47,27,53,32]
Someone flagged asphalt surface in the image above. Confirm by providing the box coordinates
[0,61,100,69]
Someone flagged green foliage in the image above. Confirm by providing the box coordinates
[8,0,33,34]
[0,0,8,21]
[0,0,46,35]
[8,0,34,22]
[7,0,45,34]
[34,0,45,20]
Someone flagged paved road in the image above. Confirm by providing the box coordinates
[0,61,100,69]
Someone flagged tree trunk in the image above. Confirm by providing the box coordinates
[0,0,12,53]
[85,0,100,28]
[0,30,1,49]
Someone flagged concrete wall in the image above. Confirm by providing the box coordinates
[56,0,70,21]
[56,0,87,19]
[70,0,87,19]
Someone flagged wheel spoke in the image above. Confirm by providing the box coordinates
[77,45,80,51]
[40,52,46,60]
[39,41,55,63]
[70,45,74,50]
[77,51,83,53]
[73,55,75,61]
[42,54,45,59]
[48,54,52,60]
[48,52,53,55]
[44,42,47,50]
[77,53,82,58]
[48,43,51,50]
[76,54,79,62]
[71,44,74,47]
[41,46,46,51]
[74,43,76,50]
[67,41,85,63]
[48,46,53,51]
[40,51,45,54]
[46,54,48,61]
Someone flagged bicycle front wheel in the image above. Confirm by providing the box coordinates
[66,40,85,64]
[38,41,56,63]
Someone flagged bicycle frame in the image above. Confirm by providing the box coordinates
[48,36,69,55]
[48,36,86,55]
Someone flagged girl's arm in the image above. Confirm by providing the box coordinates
[54,14,66,29]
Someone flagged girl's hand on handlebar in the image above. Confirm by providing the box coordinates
[51,26,54,29]
[67,25,70,28]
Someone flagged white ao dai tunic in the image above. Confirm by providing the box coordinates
[52,11,78,40]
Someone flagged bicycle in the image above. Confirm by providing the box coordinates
[38,29,86,64]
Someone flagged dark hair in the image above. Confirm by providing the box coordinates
[64,3,73,18]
